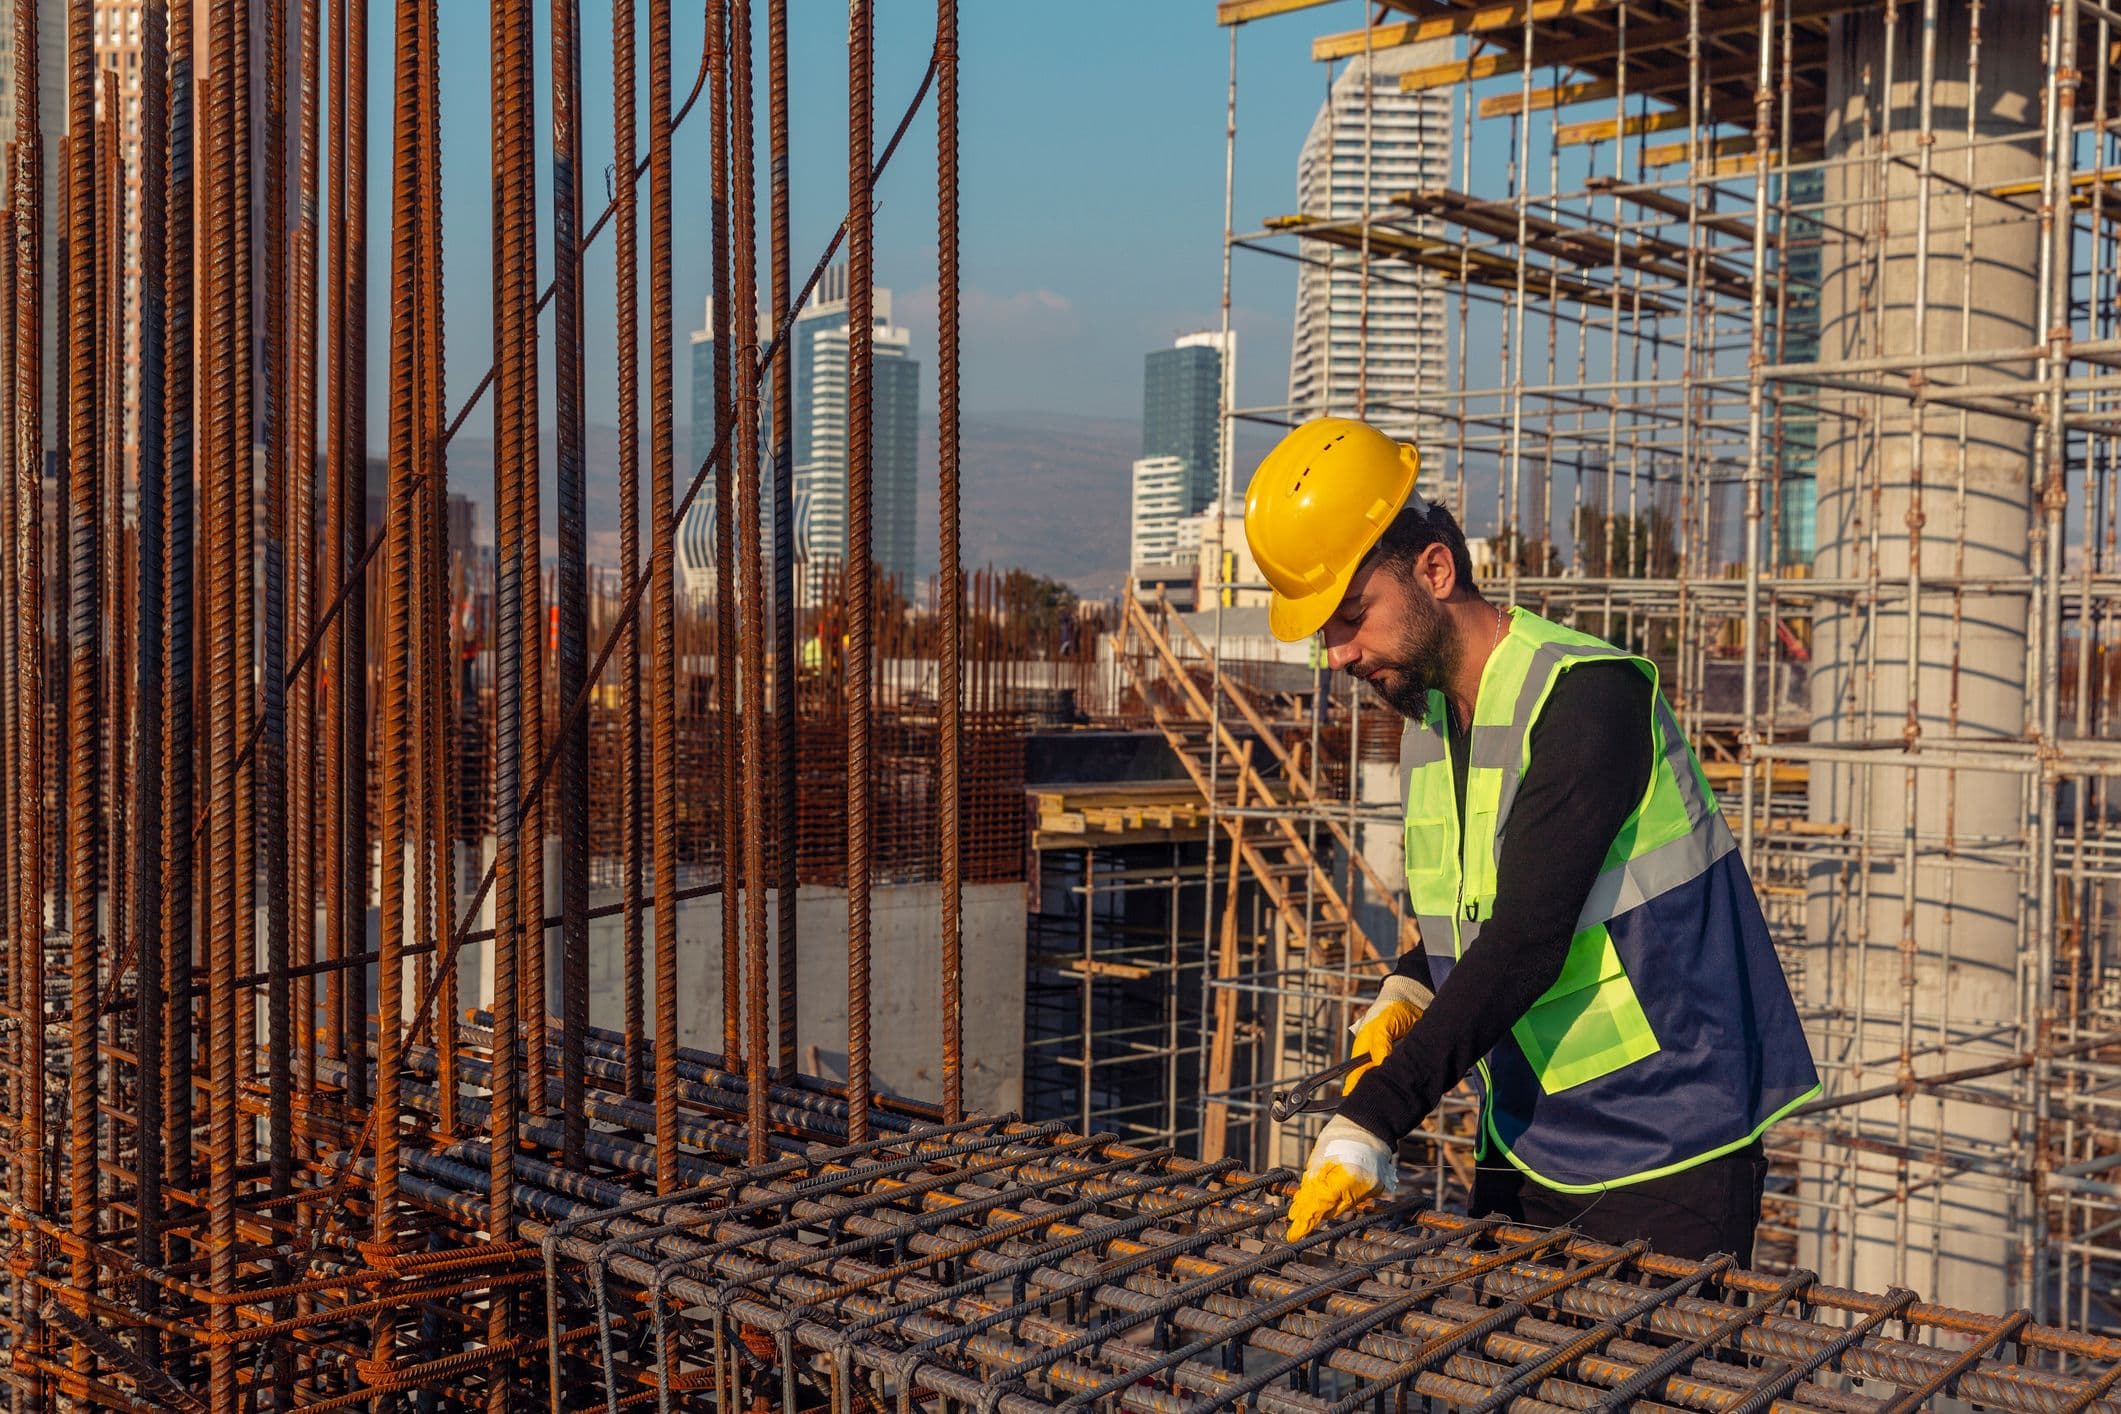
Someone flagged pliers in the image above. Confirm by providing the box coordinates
[1269,1055,1364,1123]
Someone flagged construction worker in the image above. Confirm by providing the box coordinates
[1244,417,1819,1261]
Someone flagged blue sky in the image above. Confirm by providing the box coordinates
[373,0,1388,438]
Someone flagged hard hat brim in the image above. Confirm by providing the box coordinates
[1268,556,1358,644]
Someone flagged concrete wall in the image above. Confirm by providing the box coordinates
[436,842,1024,1116]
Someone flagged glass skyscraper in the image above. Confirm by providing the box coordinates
[1287,42,1450,447]
[1130,331,1231,571]
[682,265,921,599]
[1143,334,1226,513]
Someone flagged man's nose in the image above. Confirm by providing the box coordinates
[1325,638,1360,671]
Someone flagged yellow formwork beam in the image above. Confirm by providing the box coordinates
[1403,48,1520,93]
[1399,0,1864,93]
[1216,0,1343,24]
[1554,105,1756,148]
[1480,78,1617,117]
[1310,0,1612,61]
[1642,133,1753,168]
[1479,52,1760,117]
[1986,168,2121,201]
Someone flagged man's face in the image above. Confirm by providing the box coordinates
[1320,558,1457,720]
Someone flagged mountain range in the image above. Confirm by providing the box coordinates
[441,409,1144,596]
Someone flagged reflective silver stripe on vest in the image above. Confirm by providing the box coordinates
[1467,726,1518,771]
[1414,912,1459,954]
[1577,810,1736,928]
[1398,713,1447,805]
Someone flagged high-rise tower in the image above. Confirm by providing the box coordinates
[92,0,145,488]
[684,267,920,600]
[1131,330,1231,571]
[1286,42,1449,447]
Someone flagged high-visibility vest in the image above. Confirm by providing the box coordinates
[1401,606,1819,1192]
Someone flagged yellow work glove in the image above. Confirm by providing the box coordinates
[1344,974,1432,1095]
[1284,1115,1398,1241]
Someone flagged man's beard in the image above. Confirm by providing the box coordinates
[1357,592,1459,720]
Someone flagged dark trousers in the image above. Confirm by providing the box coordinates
[1468,1140,1767,1265]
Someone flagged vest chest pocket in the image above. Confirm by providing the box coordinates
[1403,810,1460,918]
[1510,925,1661,1094]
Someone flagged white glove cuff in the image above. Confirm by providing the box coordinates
[1309,1115,1400,1196]
[1350,972,1434,1035]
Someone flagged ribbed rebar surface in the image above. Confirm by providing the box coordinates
[510,1089,2121,1414]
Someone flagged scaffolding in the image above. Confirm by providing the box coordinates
[1201,0,2121,1333]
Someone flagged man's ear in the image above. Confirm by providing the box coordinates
[1417,541,1458,601]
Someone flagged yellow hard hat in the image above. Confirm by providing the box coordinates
[1243,417,1422,642]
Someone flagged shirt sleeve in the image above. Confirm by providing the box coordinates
[1336,659,1658,1147]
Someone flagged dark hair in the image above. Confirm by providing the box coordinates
[1361,496,1477,593]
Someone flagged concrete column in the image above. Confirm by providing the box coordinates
[1803,1,2043,1310]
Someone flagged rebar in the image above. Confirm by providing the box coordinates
[3,2,2117,1408]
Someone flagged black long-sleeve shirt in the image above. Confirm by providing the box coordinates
[1336,660,1656,1146]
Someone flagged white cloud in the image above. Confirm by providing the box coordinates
[899,283,1080,343]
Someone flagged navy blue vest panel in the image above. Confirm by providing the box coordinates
[1430,847,1819,1188]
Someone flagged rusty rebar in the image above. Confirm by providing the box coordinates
[553,0,591,1172]
[201,4,244,1402]
[708,0,741,1073]
[133,0,172,1368]
[521,1115,2121,1414]
[489,0,538,1393]
[845,0,876,1145]
[0,183,15,1397]
[64,0,103,1385]
[767,0,798,1080]
[159,0,197,1306]
[418,0,454,1155]
[262,0,293,1240]
[10,0,44,1390]
[936,0,963,1124]
[649,0,680,1197]
[332,0,371,1127]
[378,0,438,1322]
[615,0,647,1104]
[291,0,322,1125]
[729,0,769,1167]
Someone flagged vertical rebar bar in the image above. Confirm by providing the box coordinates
[729,0,770,1167]
[292,0,322,1123]
[338,0,370,1118]
[378,0,436,1324]
[489,0,536,1388]
[9,10,40,1371]
[63,0,100,1383]
[263,0,294,1233]
[554,0,590,1173]
[133,0,171,1366]
[936,0,962,1125]
[159,0,195,1295]
[419,0,454,1148]
[767,0,797,1081]
[615,0,646,1103]
[202,4,242,1398]
[845,0,875,1145]
[707,0,740,1072]
[649,0,680,1191]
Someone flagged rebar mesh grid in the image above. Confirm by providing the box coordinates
[527,1108,2121,1414]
